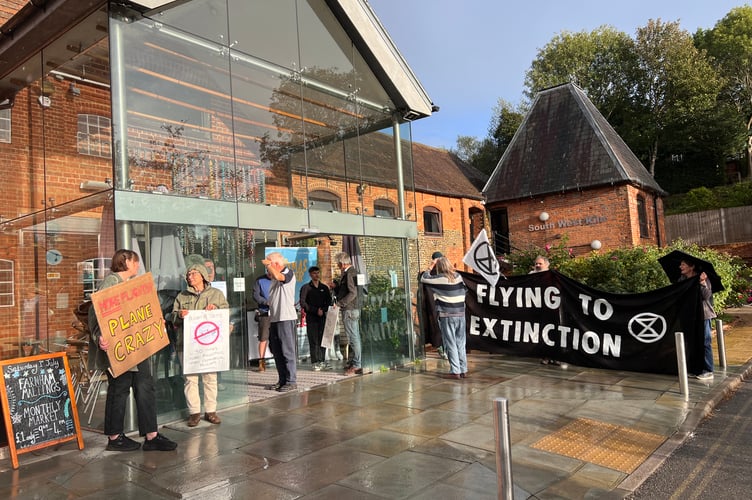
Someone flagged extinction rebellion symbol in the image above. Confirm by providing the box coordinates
[627,313,667,344]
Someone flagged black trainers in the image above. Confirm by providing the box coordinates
[277,383,298,392]
[106,433,141,452]
[143,433,178,451]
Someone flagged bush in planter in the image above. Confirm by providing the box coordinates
[507,240,748,314]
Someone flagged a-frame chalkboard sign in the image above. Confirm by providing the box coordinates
[0,352,84,469]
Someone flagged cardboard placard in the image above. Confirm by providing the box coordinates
[0,352,84,469]
[90,272,169,377]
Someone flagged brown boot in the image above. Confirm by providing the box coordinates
[204,412,221,425]
[258,359,265,372]
[187,413,201,427]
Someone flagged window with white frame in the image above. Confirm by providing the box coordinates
[77,114,112,158]
[308,190,341,211]
[81,257,111,299]
[0,259,14,307]
[0,108,10,143]
[637,195,649,238]
[423,206,443,235]
[373,199,397,218]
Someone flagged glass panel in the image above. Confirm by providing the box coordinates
[228,0,299,71]
[41,6,112,208]
[116,16,236,200]
[145,0,229,46]
[283,234,413,371]
[131,222,249,421]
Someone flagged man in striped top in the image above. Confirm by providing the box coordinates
[420,256,468,379]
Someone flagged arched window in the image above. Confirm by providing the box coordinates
[308,190,341,211]
[423,206,443,235]
[373,199,397,218]
[637,195,649,238]
[77,114,112,158]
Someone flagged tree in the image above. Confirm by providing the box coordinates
[524,26,637,119]
[630,19,722,176]
[695,6,752,178]
[451,99,525,176]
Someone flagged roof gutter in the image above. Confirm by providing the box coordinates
[0,0,106,82]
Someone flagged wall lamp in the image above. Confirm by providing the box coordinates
[69,82,80,96]
[539,211,550,222]
[591,240,602,250]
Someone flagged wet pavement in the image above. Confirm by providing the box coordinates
[2,310,752,499]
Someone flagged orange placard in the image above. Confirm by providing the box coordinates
[90,272,169,377]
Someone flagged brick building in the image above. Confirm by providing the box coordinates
[0,0,492,428]
[484,83,666,257]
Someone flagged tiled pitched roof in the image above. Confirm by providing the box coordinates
[300,132,487,200]
[412,142,487,199]
[483,83,665,203]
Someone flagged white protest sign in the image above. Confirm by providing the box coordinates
[182,308,230,374]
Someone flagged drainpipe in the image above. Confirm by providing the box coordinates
[653,193,662,247]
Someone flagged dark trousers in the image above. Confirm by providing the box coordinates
[104,359,157,437]
[307,317,326,364]
[270,320,297,385]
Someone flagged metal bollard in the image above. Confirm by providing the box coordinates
[715,319,726,369]
[675,332,688,401]
[493,398,514,500]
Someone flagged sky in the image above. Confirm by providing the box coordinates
[369,0,749,150]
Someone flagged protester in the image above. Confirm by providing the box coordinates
[172,262,229,427]
[333,252,363,375]
[420,256,468,379]
[529,255,561,366]
[88,249,178,452]
[252,269,272,371]
[300,266,332,370]
[263,252,298,392]
[678,259,716,380]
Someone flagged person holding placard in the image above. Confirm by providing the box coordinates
[88,249,178,452]
[172,262,230,427]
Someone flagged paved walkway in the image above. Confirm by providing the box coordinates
[2,309,752,498]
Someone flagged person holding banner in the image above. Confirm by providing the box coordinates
[172,263,229,427]
[678,259,716,381]
[421,256,468,379]
[529,256,561,367]
[262,252,299,392]
[300,266,332,371]
[88,249,178,452]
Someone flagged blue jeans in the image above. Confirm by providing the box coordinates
[703,319,714,374]
[343,309,361,368]
[439,315,467,375]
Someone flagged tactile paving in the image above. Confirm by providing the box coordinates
[531,417,665,473]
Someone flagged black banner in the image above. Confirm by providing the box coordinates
[429,270,705,375]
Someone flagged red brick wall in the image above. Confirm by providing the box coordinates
[493,184,664,256]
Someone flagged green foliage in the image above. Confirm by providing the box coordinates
[451,100,526,176]
[506,239,750,313]
[665,182,752,214]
